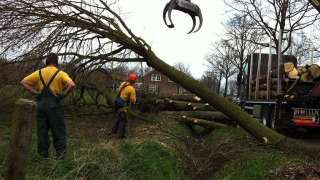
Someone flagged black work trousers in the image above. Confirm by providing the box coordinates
[36,96,66,158]
[111,111,127,137]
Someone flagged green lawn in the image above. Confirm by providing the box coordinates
[0,108,315,180]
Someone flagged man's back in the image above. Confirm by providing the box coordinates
[23,66,72,95]
[118,82,136,104]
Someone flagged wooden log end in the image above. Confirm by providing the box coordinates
[263,137,269,144]
[193,96,201,101]
[16,99,36,106]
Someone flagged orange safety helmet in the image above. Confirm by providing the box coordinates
[128,73,137,81]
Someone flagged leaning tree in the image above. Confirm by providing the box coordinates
[1,0,320,154]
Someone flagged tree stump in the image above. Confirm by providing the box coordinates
[5,99,36,180]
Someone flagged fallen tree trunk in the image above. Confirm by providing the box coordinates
[162,99,215,111]
[163,111,232,124]
[175,115,228,129]
[162,95,203,103]
[143,50,285,144]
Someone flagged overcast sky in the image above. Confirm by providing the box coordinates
[117,0,228,78]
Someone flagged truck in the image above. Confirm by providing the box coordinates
[243,53,320,131]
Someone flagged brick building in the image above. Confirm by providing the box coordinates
[142,70,191,96]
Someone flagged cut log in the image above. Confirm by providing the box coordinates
[308,64,320,79]
[176,115,228,129]
[163,98,193,111]
[163,111,234,125]
[139,98,216,112]
[250,90,278,99]
[163,98,216,111]
[300,72,313,82]
[162,95,203,103]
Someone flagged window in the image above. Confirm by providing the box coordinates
[149,84,159,94]
[151,74,161,81]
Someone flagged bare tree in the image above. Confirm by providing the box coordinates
[289,31,319,65]
[224,13,261,97]
[174,62,192,76]
[228,79,238,97]
[206,40,237,97]
[0,0,146,74]
[226,0,319,54]
[200,71,218,91]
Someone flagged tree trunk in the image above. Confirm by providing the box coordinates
[175,116,228,129]
[163,111,233,125]
[145,50,285,144]
[224,76,229,97]
[217,71,222,94]
[237,70,243,98]
[163,95,203,103]
[5,99,36,180]
[158,99,215,111]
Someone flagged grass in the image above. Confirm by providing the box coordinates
[209,127,307,180]
[24,140,118,179]
[0,112,186,180]
[213,152,305,180]
[119,141,186,180]
[0,95,315,180]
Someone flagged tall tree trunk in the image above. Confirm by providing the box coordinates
[217,71,222,95]
[144,50,285,144]
[237,64,244,98]
[224,76,229,97]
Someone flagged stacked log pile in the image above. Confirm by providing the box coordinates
[285,63,320,82]
[249,63,320,99]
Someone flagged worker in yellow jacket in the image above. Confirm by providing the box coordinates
[111,73,137,138]
[20,53,75,159]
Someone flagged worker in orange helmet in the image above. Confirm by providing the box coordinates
[110,73,137,138]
